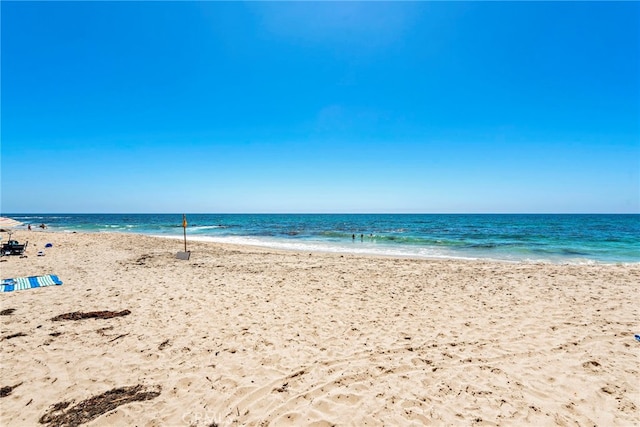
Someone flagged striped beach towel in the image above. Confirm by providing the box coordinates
[1,275,63,292]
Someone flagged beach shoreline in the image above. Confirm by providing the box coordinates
[1,230,639,426]
[155,233,640,266]
[7,213,639,264]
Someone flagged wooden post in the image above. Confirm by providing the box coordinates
[177,214,190,260]
[182,214,187,252]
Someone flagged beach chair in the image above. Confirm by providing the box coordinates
[2,240,28,256]
[13,241,28,255]
[1,241,17,256]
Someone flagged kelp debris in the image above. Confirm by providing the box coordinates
[51,310,131,321]
[39,384,161,427]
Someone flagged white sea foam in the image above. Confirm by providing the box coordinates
[189,225,227,231]
[155,234,594,264]
[175,234,482,261]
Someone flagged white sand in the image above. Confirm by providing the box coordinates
[1,231,638,426]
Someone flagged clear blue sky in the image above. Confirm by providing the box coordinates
[2,1,638,213]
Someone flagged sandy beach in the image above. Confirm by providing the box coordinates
[1,230,638,426]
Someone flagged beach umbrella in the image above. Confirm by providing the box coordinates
[0,217,22,231]
[0,217,23,240]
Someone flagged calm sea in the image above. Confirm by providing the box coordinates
[5,214,639,264]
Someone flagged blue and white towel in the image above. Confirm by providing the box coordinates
[1,275,63,292]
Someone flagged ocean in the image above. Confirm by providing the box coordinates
[5,214,639,264]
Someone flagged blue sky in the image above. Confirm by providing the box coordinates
[2,1,638,213]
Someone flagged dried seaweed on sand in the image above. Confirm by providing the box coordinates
[50,310,131,321]
[39,384,161,427]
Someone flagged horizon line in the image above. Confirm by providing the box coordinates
[3,212,639,216]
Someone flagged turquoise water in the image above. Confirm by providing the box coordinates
[5,214,639,264]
